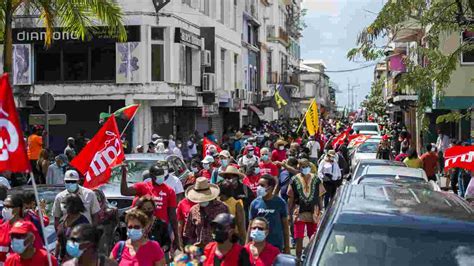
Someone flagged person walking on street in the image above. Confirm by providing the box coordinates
[199,156,215,180]
[64,137,77,161]
[247,175,290,254]
[436,129,450,174]
[183,177,229,249]
[244,217,280,266]
[46,154,68,185]
[306,135,321,165]
[63,224,117,266]
[318,151,342,208]
[219,166,255,218]
[120,165,180,250]
[203,213,251,266]
[271,140,288,163]
[233,132,244,157]
[259,148,279,178]
[27,126,43,182]
[219,180,247,243]
[52,170,101,228]
[376,135,392,160]
[421,144,439,182]
[403,149,423,169]
[22,192,50,245]
[5,221,58,266]
[288,159,324,260]
[238,145,260,168]
[110,209,166,265]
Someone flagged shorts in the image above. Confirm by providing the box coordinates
[294,221,317,239]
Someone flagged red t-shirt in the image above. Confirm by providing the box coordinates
[112,240,164,266]
[271,150,286,162]
[421,152,439,177]
[133,182,177,223]
[243,174,261,195]
[198,169,212,180]
[176,198,197,222]
[259,161,279,177]
[244,242,280,266]
[243,146,261,157]
[5,248,57,266]
[0,221,44,264]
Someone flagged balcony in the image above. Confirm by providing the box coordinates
[392,18,423,43]
[244,0,258,22]
[278,27,289,46]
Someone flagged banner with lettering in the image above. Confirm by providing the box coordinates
[70,116,124,188]
[444,145,474,172]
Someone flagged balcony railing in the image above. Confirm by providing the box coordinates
[278,27,289,45]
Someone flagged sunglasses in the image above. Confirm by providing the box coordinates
[127,225,142,230]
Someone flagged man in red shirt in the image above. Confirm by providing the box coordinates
[5,221,58,266]
[177,198,196,249]
[259,148,279,177]
[421,143,439,182]
[120,164,180,249]
[242,137,261,157]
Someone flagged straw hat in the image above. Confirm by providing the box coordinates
[327,150,336,158]
[219,165,245,179]
[235,131,243,139]
[274,139,288,149]
[185,177,220,203]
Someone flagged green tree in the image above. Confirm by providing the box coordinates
[361,78,386,118]
[0,0,127,73]
[347,0,474,114]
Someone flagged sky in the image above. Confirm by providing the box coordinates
[300,0,386,110]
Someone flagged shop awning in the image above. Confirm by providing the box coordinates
[248,105,265,120]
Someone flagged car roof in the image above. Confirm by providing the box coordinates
[336,185,474,230]
[361,165,424,178]
[125,153,167,161]
[357,159,405,167]
[352,122,378,126]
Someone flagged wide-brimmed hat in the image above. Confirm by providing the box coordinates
[219,150,231,158]
[235,132,243,139]
[219,165,245,179]
[274,139,288,148]
[327,150,336,158]
[185,177,220,203]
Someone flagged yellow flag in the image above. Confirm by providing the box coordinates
[305,99,319,136]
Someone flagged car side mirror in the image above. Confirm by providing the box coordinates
[274,254,298,266]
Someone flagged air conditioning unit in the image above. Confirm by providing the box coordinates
[202,73,216,92]
[201,50,211,66]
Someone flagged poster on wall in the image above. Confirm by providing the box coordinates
[116,42,142,84]
[13,44,32,85]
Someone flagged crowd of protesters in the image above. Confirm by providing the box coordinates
[0,116,473,266]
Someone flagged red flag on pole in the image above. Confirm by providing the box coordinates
[444,145,474,172]
[332,127,352,149]
[70,116,125,188]
[0,74,30,172]
[202,137,222,158]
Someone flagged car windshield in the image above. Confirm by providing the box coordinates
[357,142,379,153]
[353,125,379,133]
[318,224,474,266]
[109,160,157,184]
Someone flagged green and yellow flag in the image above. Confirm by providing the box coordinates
[305,99,319,136]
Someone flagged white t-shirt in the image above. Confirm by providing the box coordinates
[165,174,184,195]
[187,141,197,158]
[307,140,321,159]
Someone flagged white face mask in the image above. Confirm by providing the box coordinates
[2,207,14,221]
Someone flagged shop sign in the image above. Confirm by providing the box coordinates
[202,104,219,117]
[174,28,201,49]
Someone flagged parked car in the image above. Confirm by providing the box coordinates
[351,122,381,136]
[350,138,381,170]
[352,165,428,184]
[351,159,406,180]
[303,184,474,265]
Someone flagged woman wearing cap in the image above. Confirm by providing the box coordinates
[203,213,251,266]
[243,162,262,195]
[288,159,324,260]
[244,217,280,266]
[219,180,246,243]
[183,177,229,249]
[271,139,288,163]
[56,194,90,263]
[318,151,342,208]
[110,209,165,265]
[238,145,260,168]
[199,155,215,180]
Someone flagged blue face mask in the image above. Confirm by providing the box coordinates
[154,175,165,185]
[221,159,229,167]
[250,229,267,242]
[65,183,79,193]
[256,185,268,197]
[301,167,311,175]
[254,167,260,175]
[66,240,84,258]
[261,155,269,161]
[11,238,27,254]
[203,164,210,170]
[127,228,143,241]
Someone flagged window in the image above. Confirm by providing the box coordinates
[185,47,192,85]
[233,0,237,30]
[179,45,193,85]
[204,0,210,16]
[234,54,238,88]
[151,28,164,41]
[221,48,226,89]
[35,42,115,83]
[266,51,272,83]
[461,31,474,64]
[151,44,164,81]
[220,0,225,23]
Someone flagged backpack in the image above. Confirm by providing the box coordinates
[115,241,126,263]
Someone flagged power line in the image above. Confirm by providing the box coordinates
[325,62,378,73]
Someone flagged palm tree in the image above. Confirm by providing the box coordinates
[1,0,127,73]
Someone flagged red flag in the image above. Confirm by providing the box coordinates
[332,127,352,148]
[70,116,124,188]
[348,134,371,148]
[444,145,474,172]
[0,74,30,172]
[202,137,222,158]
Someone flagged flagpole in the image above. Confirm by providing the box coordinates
[296,98,315,134]
[120,106,140,137]
[30,172,53,266]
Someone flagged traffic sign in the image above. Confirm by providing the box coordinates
[29,114,67,125]
[39,92,55,112]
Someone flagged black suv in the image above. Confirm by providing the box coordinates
[303,184,474,265]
